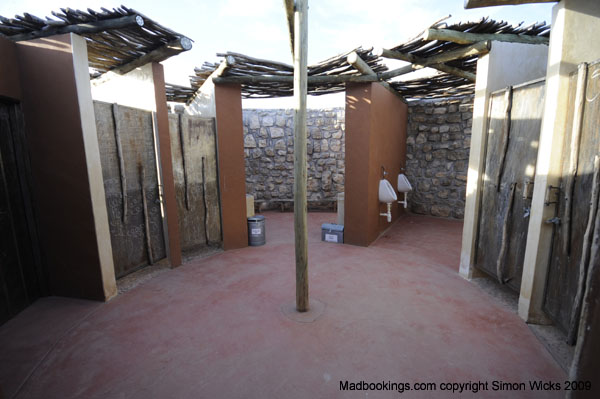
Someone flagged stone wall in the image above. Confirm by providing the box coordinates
[405,96,474,219]
[242,108,345,206]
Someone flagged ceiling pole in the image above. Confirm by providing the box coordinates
[293,0,309,312]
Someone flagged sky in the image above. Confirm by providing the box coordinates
[1,0,556,108]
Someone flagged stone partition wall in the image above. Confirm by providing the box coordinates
[242,108,345,206]
[405,96,474,219]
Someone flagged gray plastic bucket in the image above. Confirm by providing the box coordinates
[248,215,266,246]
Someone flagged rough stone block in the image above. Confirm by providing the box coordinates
[244,135,257,148]
[249,114,260,129]
[431,205,451,217]
[270,127,285,138]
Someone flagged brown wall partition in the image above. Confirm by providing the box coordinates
[345,82,407,247]
[214,83,248,250]
[15,34,113,300]
[152,62,182,267]
[0,37,22,100]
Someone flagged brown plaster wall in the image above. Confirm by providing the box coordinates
[0,37,22,101]
[214,83,248,250]
[152,62,182,267]
[15,35,105,299]
[345,83,407,246]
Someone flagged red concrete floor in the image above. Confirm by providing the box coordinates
[0,212,566,399]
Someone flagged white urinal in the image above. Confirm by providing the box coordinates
[379,179,397,222]
[397,173,412,209]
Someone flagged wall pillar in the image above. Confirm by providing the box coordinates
[214,83,248,250]
[345,82,407,247]
[459,42,548,281]
[152,62,182,267]
[16,34,116,300]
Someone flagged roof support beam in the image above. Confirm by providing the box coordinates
[212,55,236,79]
[7,14,144,42]
[213,73,376,85]
[346,51,403,99]
[375,42,489,82]
[110,37,192,75]
[423,28,549,45]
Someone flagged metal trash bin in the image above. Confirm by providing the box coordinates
[321,223,344,244]
[248,215,266,246]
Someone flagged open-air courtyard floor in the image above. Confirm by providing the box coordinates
[0,212,565,398]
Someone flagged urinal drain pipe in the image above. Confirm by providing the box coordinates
[380,203,392,222]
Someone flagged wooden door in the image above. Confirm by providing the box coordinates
[95,102,167,278]
[0,102,45,325]
[168,114,222,253]
[475,79,545,292]
[544,60,600,338]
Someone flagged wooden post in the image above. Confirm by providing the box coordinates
[294,0,309,312]
[563,63,588,256]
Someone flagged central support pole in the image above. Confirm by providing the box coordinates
[293,0,309,312]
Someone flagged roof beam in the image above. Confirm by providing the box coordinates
[212,55,236,79]
[423,28,549,45]
[464,0,556,9]
[346,51,402,99]
[6,14,144,42]
[213,74,377,85]
[375,42,489,82]
[110,37,192,75]
[346,52,376,75]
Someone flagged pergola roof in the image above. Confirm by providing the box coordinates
[175,17,549,103]
[0,6,192,77]
[190,48,387,98]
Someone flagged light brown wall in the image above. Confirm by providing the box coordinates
[345,83,407,246]
[15,35,107,299]
[152,62,182,267]
[0,37,22,101]
[214,83,248,250]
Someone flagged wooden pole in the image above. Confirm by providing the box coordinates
[422,28,549,46]
[111,104,127,223]
[496,86,513,191]
[563,63,588,256]
[294,0,309,312]
[374,47,477,81]
[110,37,192,75]
[496,182,516,284]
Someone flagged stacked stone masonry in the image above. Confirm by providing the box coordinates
[405,96,474,219]
[242,108,345,206]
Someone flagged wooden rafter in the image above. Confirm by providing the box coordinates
[422,28,549,45]
[5,14,144,42]
[110,37,192,75]
[375,43,486,82]
[346,51,399,97]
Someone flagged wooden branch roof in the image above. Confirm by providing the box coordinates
[0,6,192,76]
[392,17,549,75]
[175,17,550,103]
[190,48,387,99]
[165,83,196,103]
